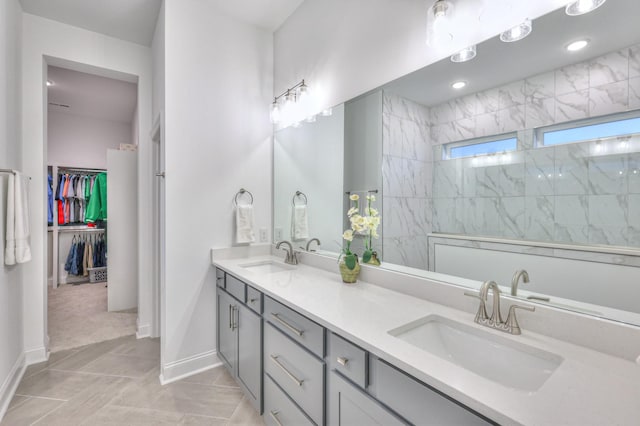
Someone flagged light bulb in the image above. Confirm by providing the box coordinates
[451,45,477,63]
[321,108,333,117]
[500,19,532,43]
[566,40,589,51]
[451,81,467,89]
[565,0,607,16]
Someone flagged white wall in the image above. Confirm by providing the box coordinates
[161,0,273,381]
[21,13,154,362]
[274,0,568,113]
[48,110,132,169]
[152,0,165,121]
[0,0,24,418]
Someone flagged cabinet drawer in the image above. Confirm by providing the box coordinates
[246,286,262,314]
[226,274,246,302]
[264,296,324,358]
[370,358,493,426]
[264,374,313,426]
[328,333,368,388]
[216,268,225,288]
[264,323,324,425]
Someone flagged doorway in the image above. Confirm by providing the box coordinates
[46,65,139,352]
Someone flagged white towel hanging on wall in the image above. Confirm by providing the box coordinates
[236,204,256,244]
[5,171,32,265]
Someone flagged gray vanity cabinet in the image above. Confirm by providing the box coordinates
[216,287,237,373]
[328,371,406,426]
[215,270,263,413]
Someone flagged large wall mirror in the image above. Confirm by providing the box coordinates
[273,0,640,326]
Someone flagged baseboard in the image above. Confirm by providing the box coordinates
[136,323,151,339]
[159,350,221,385]
[0,353,26,422]
[24,346,48,365]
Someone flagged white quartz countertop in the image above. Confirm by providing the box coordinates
[213,255,640,426]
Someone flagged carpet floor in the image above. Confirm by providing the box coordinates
[48,283,137,352]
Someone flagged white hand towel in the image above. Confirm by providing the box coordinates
[5,172,31,265]
[236,205,255,244]
[291,205,309,241]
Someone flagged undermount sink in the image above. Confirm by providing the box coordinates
[238,260,295,274]
[388,315,563,392]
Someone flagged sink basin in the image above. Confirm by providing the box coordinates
[388,315,563,392]
[238,260,295,274]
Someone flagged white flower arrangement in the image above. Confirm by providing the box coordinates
[342,193,381,267]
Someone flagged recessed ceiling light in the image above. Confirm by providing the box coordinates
[566,0,607,16]
[451,81,467,89]
[46,80,53,86]
[500,19,532,43]
[566,39,589,52]
[451,45,477,63]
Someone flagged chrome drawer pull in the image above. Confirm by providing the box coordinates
[336,357,349,366]
[228,304,232,329]
[270,313,304,337]
[270,355,304,386]
[269,410,283,426]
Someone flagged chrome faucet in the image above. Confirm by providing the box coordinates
[511,269,530,296]
[305,238,321,252]
[275,241,298,265]
[465,280,535,335]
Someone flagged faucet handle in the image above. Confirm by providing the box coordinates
[464,292,488,323]
[505,304,535,335]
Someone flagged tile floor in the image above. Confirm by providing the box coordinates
[1,335,264,425]
[48,283,137,352]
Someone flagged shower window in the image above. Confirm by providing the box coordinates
[538,112,640,147]
[444,134,517,160]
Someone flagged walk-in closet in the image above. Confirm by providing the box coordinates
[46,65,139,352]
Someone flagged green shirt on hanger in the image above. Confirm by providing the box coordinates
[85,172,107,223]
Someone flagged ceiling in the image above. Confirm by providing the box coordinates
[384,0,640,107]
[48,66,138,123]
[209,0,304,32]
[20,0,163,46]
[20,0,304,46]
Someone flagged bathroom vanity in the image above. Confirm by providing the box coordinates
[213,250,640,425]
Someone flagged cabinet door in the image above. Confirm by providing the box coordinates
[217,288,237,375]
[237,303,262,412]
[329,371,406,426]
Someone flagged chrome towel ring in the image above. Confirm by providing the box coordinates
[234,188,254,206]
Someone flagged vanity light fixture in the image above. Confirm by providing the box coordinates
[269,79,309,125]
[500,19,532,43]
[565,0,607,16]
[451,45,477,63]
[566,39,589,52]
[451,80,467,89]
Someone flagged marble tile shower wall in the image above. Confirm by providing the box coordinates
[429,43,640,247]
[382,93,433,269]
[432,136,640,246]
[430,44,640,143]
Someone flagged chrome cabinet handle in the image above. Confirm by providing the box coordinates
[155,172,165,178]
[336,357,349,366]
[232,306,238,331]
[270,355,303,386]
[269,410,283,426]
[270,313,304,337]
[228,304,232,329]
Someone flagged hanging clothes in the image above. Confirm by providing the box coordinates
[47,174,53,225]
[85,172,107,224]
[55,171,106,225]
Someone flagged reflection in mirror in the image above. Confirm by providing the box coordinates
[272,0,640,326]
[273,104,345,253]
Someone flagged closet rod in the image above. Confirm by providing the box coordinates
[0,169,32,180]
[57,228,105,233]
[57,166,106,174]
